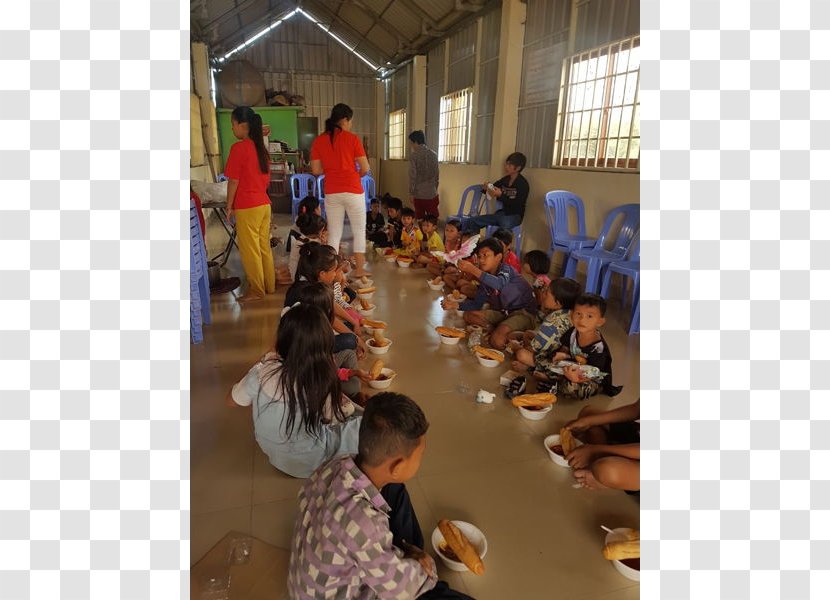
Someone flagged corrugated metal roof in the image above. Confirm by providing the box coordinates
[192,0,500,72]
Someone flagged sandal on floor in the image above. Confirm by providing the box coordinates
[504,375,526,399]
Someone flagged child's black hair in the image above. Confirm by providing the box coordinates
[400,207,416,219]
[523,250,551,276]
[385,196,403,212]
[573,292,607,317]
[421,214,438,226]
[295,242,338,283]
[475,237,504,259]
[296,212,326,237]
[549,277,582,311]
[297,195,319,216]
[492,228,513,248]
[506,152,527,172]
[445,218,462,231]
[370,197,380,206]
[357,392,429,468]
[295,281,335,322]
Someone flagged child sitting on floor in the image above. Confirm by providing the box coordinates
[564,398,640,492]
[522,249,552,307]
[510,277,582,374]
[287,212,327,280]
[441,238,537,350]
[492,227,521,273]
[227,303,362,478]
[396,207,423,258]
[442,230,478,297]
[427,218,462,277]
[534,293,622,399]
[371,195,403,248]
[366,197,385,245]
[415,214,445,269]
[288,393,473,600]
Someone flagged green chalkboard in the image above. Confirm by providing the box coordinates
[216,106,304,169]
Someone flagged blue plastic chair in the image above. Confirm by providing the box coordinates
[564,203,640,293]
[361,174,377,212]
[315,175,327,218]
[544,191,598,272]
[290,174,316,221]
[454,185,487,228]
[190,198,211,343]
[599,234,640,334]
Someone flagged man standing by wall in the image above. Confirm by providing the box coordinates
[408,130,440,219]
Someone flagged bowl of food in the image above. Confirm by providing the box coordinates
[375,247,386,257]
[358,304,376,317]
[435,326,466,345]
[427,278,444,291]
[447,291,466,303]
[368,368,396,390]
[604,528,640,582]
[362,319,387,335]
[473,348,504,368]
[397,257,413,268]
[366,338,392,354]
[357,290,375,302]
[518,404,553,421]
[431,521,488,573]
[543,433,582,468]
[385,255,398,263]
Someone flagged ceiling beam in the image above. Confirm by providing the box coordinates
[349,0,415,49]
[211,5,299,57]
[301,0,391,66]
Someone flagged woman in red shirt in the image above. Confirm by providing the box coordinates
[310,103,371,278]
[224,106,275,303]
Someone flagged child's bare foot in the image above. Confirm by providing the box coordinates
[511,360,529,373]
[573,469,608,490]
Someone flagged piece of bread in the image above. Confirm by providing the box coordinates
[431,276,442,285]
[435,326,466,339]
[602,539,640,561]
[437,520,485,575]
[369,360,384,380]
[397,256,413,263]
[472,346,504,362]
[451,289,462,299]
[357,286,376,294]
[510,393,557,408]
[372,330,390,347]
[363,319,387,329]
[560,428,576,454]
[359,298,371,310]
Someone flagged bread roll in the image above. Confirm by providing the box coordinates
[510,393,557,408]
[359,298,371,310]
[357,286,376,294]
[435,326,466,338]
[472,346,504,362]
[603,539,640,561]
[372,330,390,347]
[437,520,485,575]
[363,319,387,329]
[560,428,576,454]
[369,360,384,380]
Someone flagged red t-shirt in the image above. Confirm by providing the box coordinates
[224,138,271,209]
[505,250,521,272]
[310,130,365,194]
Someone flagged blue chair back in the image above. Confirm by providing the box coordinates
[361,174,377,211]
[544,191,588,239]
[594,203,640,255]
[456,185,487,219]
[290,174,317,221]
[315,175,326,218]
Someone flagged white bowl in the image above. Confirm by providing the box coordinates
[446,293,466,303]
[518,404,552,421]
[384,255,397,262]
[427,280,445,291]
[543,434,582,468]
[439,334,462,345]
[431,521,488,573]
[363,325,384,335]
[455,309,465,318]
[367,368,396,390]
[358,304,376,317]
[397,258,413,268]
[375,247,385,257]
[366,339,392,354]
[475,350,504,368]
[357,292,374,301]
[605,528,640,582]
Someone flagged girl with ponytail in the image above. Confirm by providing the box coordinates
[310,103,372,279]
[224,106,275,303]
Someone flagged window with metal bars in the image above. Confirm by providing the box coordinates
[438,88,473,163]
[553,36,640,170]
[387,109,407,160]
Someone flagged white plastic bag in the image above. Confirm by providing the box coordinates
[190,180,228,205]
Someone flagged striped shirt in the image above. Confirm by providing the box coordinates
[288,456,436,599]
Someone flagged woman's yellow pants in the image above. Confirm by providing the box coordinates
[235,204,275,297]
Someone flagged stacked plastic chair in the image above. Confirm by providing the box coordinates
[563,203,640,294]
[289,173,316,221]
[599,234,640,334]
[361,174,377,212]
[190,198,212,343]
[543,191,598,272]
[315,175,327,218]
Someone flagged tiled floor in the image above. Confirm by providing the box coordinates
[192,212,640,599]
